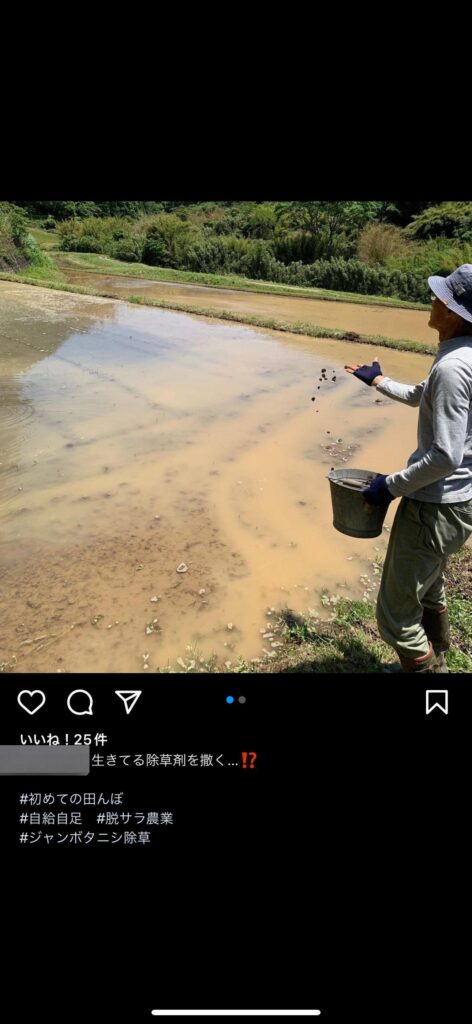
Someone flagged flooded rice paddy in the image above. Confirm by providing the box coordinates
[0,281,435,673]
[58,263,434,345]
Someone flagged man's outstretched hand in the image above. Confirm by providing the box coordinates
[345,359,383,386]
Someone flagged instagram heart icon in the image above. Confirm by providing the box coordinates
[17,690,46,715]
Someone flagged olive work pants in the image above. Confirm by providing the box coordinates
[376,495,472,659]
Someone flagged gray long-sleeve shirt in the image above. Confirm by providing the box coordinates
[377,335,472,503]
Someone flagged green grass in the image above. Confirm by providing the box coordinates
[28,226,61,251]
[0,271,93,294]
[54,251,431,311]
[20,248,66,283]
[443,548,472,671]
[333,598,377,624]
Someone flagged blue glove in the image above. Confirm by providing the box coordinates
[363,474,395,506]
[353,361,382,386]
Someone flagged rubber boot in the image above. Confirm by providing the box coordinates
[421,606,450,655]
[382,642,444,673]
[398,642,441,673]
[430,651,449,672]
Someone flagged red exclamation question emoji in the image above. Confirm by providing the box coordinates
[241,752,257,768]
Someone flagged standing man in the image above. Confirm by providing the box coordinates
[345,265,472,673]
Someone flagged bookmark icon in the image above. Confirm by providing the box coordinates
[425,690,448,715]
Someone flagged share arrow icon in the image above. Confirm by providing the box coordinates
[115,690,142,714]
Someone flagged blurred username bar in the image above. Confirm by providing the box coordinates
[0,746,90,775]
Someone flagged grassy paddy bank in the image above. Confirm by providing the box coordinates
[165,547,472,675]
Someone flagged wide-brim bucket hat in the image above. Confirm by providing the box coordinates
[428,264,472,324]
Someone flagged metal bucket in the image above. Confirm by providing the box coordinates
[327,468,388,538]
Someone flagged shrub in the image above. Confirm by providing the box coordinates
[241,204,277,239]
[237,240,276,278]
[387,236,472,279]
[57,216,141,257]
[274,232,323,265]
[299,258,428,302]
[185,236,275,277]
[0,202,31,269]
[141,214,200,268]
[357,222,413,265]
[72,235,104,254]
[108,238,143,262]
[142,236,171,266]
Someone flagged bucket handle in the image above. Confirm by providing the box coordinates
[326,475,369,490]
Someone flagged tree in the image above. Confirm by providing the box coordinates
[273,202,383,260]
[276,201,325,236]
[242,204,277,239]
[383,201,441,227]
[11,200,78,220]
[404,202,472,240]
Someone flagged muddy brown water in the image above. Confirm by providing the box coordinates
[0,281,435,673]
[58,264,434,345]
